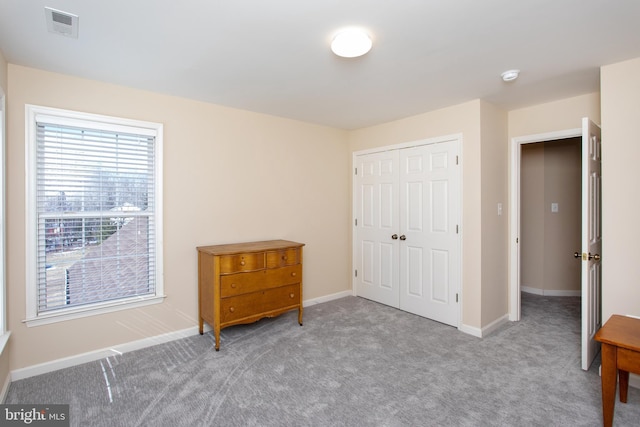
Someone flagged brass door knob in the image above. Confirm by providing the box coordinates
[589,253,601,261]
[574,252,581,259]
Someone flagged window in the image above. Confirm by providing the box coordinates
[25,105,164,326]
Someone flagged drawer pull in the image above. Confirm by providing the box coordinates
[229,307,235,313]
[231,283,237,288]
[291,272,296,277]
[290,293,295,298]
[240,261,245,266]
[282,255,287,260]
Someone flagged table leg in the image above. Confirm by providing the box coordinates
[619,369,629,403]
[600,343,617,427]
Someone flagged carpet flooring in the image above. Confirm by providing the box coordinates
[5,293,640,426]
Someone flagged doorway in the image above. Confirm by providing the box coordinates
[509,127,582,322]
[520,138,581,298]
[509,119,603,371]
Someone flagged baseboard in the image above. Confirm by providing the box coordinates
[521,286,581,297]
[303,290,353,306]
[11,325,207,381]
[11,291,353,381]
[459,314,510,338]
[459,323,481,338]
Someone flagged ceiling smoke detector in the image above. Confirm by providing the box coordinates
[45,7,79,38]
[501,69,520,82]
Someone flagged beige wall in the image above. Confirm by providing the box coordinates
[521,140,581,293]
[479,101,509,325]
[544,139,581,292]
[348,100,487,330]
[6,65,351,370]
[508,93,601,138]
[521,143,545,290]
[601,57,640,321]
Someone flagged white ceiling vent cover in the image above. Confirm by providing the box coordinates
[45,7,79,38]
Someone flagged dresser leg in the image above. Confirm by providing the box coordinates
[298,307,303,326]
[214,327,220,351]
[199,317,204,335]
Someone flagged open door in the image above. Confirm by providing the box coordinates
[581,117,602,371]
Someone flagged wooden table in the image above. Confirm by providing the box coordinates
[594,315,640,427]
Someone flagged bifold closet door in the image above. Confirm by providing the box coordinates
[398,142,460,327]
[355,140,460,327]
[354,150,400,308]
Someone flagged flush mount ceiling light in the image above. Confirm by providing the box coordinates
[331,29,372,58]
[501,69,520,82]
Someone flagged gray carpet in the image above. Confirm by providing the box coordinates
[5,293,640,426]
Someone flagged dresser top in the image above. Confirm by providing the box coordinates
[197,239,304,255]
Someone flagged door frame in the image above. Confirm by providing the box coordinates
[352,133,463,328]
[508,128,581,321]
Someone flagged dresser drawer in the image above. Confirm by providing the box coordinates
[266,248,300,268]
[220,284,300,323]
[219,253,265,273]
[220,265,302,297]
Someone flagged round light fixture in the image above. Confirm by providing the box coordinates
[501,69,520,82]
[331,29,372,58]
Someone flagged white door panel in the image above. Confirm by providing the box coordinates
[581,117,602,371]
[355,150,400,307]
[399,142,460,327]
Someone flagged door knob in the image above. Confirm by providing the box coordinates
[399,235,406,240]
[589,253,601,261]
[392,234,398,240]
[573,252,581,259]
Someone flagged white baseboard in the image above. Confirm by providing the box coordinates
[459,323,482,338]
[11,291,353,381]
[460,314,509,338]
[11,326,206,381]
[303,290,353,307]
[522,286,581,297]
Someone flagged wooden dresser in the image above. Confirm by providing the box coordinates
[197,239,304,350]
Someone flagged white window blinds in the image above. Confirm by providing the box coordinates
[26,106,163,322]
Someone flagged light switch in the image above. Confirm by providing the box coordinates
[551,203,559,213]
[497,203,502,216]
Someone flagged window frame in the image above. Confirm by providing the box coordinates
[25,105,164,327]
[0,88,8,350]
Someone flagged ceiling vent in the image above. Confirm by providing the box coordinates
[45,7,79,38]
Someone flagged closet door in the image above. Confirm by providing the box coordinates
[398,142,460,327]
[354,150,400,308]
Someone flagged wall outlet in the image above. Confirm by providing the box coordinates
[551,202,559,213]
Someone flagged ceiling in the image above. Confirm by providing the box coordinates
[1,0,640,130]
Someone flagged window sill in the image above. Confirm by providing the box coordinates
[0,332,10,355]
[23,295,166,327]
